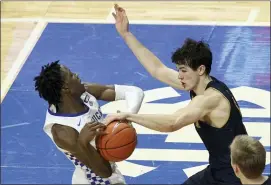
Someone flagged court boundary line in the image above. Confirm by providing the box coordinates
[1,122,31,129]
[247,8,260,23]
[1,18,270,26]
[1,21,48,103]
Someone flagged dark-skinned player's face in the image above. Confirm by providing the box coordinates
[60,65,85,96]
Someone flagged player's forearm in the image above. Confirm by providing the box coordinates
[125,113,178,132]
[122,32,165,77]
[76,139,112,178]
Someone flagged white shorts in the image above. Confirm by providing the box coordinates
[72,167,126,185]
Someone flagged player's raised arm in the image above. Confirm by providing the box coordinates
[112,4,183,90]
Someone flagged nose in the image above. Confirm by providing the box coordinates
[178,72,184,80]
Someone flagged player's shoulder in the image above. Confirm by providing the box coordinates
[203,88,224,102]
[193,88,224,110]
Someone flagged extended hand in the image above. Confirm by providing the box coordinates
[104,113,129,126]
[112,4,129,37]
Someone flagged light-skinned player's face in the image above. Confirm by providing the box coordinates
[176,64,200,91]
[60,65,85,96]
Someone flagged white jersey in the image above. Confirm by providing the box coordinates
[43,91,126,185]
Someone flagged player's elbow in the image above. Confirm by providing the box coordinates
[159,117,184,133]
[127,86,145,113]
[134,86,144,101]
[89,160,113,178]
[97,167,113,178]
[151,65,164,79]
[169,115,187,132]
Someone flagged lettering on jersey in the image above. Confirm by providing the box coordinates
[84,94,90,104]
[91,109,103,122]
[88,101,93,106]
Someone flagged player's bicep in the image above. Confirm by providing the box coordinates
[172,95,219,130]
[84,83,115,101]
[172,106,204,130]
[155,67,184,90]
[51,124,78,152]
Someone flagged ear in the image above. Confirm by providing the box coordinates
[232,163,236,172]
[235,165,240,174]
[197,65,206,76]
[232,164,240,174]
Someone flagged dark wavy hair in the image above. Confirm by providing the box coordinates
[171,38,212,75]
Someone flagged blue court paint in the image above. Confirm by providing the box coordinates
[1,23,270,184]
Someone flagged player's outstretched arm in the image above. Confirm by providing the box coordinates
[112,4,183,90]
[51,123,113,178]
[84,83,144,113]
[104,93,220,132]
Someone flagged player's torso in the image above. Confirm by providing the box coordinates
[191,76,243,129]
[43,92,126,184]
[45,91,104,137]
[190,77,247,158]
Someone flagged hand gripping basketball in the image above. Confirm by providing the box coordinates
[96,119,137,162]
[79,122,107,144]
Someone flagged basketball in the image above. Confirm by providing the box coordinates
[96,120,137,162]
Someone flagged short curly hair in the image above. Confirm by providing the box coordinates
[34,60,64,106]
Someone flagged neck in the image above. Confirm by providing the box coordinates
[241,175,268,185]
[193,75,212,95]
[57,95,86,114]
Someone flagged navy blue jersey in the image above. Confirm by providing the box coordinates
[190,76,248,170]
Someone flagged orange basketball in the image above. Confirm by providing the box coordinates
[96,120,137,162]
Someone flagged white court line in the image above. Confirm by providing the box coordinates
[1,21,47,103]
[1,18,270,26]
[246,8,260,23]
[1,122,31,129]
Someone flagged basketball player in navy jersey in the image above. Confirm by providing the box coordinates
[104,4,249,184]
[34,61,144,184]
[230,135,270,185]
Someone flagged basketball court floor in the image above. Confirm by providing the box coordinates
[1,1,270,184]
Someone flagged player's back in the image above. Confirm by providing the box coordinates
[190,76,248,183]
[43,91,126,185]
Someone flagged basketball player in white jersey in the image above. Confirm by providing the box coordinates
[34,60,144,185]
